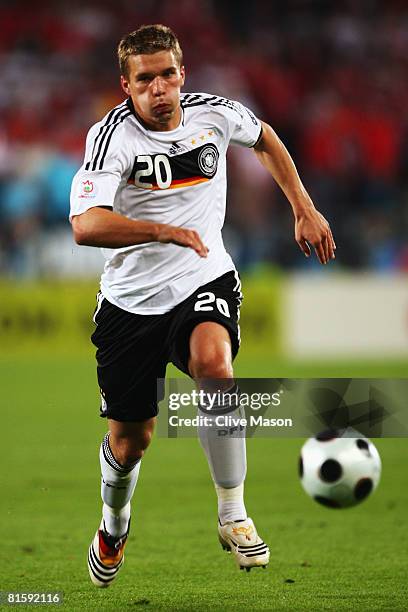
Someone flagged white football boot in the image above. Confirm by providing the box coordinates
[218,517,270,571]
[87,520,128,587]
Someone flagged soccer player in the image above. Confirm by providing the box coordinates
[70,24,335,587]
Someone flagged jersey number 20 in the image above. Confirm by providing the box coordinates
[135,155,172,189]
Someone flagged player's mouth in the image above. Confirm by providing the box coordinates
[153,102,172,114]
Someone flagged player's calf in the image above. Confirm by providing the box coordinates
[88,433,142,587]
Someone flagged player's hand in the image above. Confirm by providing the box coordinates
[157,224,209,257]
[295,208,336,264]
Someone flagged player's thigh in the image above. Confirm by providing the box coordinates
[91,296,169,421]
[189,321,233,379]
[170,271,242,377]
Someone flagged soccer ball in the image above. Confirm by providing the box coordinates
[299,428,381,508]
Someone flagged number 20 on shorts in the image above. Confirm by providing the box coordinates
[194,292,230,317]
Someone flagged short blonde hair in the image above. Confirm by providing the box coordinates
[118,24,183,77]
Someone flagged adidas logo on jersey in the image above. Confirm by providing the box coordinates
[168,142,188,156]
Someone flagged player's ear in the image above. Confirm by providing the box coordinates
[180,65,185,86]
[121,75,131,96]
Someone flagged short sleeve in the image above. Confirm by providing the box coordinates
[219,99,263,148]
[69,121,129,221]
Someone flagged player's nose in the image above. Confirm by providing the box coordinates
[151,76,166,95]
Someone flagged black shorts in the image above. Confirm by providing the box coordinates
[91,271,242,422]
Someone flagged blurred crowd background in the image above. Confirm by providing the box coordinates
[1,0,407,277]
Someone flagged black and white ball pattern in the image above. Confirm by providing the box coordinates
[299,428,381,509]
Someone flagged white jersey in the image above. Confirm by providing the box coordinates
[70,93,262,314]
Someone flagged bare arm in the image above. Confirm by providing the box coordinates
[71,206,208,257]
[254,121,336,264]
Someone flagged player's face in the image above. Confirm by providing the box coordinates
[121,50,185,131]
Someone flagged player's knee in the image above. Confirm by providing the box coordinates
[110,429,153,467]
[137,426,154,451]
[113,443,143,467]
[191,349,232,380]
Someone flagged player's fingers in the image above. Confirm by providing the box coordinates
[192,232,209,257]
[322,233,330,263]
[328,226,336,254]
[314,240,326,264]
[321,217,336,252]
[186,231,208,257]
[194,243,209,257]
[327,230,335,260]
[298,238,311,258]
[317,212,336,256]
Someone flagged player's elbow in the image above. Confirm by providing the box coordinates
[71,214,92,245]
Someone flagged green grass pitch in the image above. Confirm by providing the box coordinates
[1,353,407,610]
